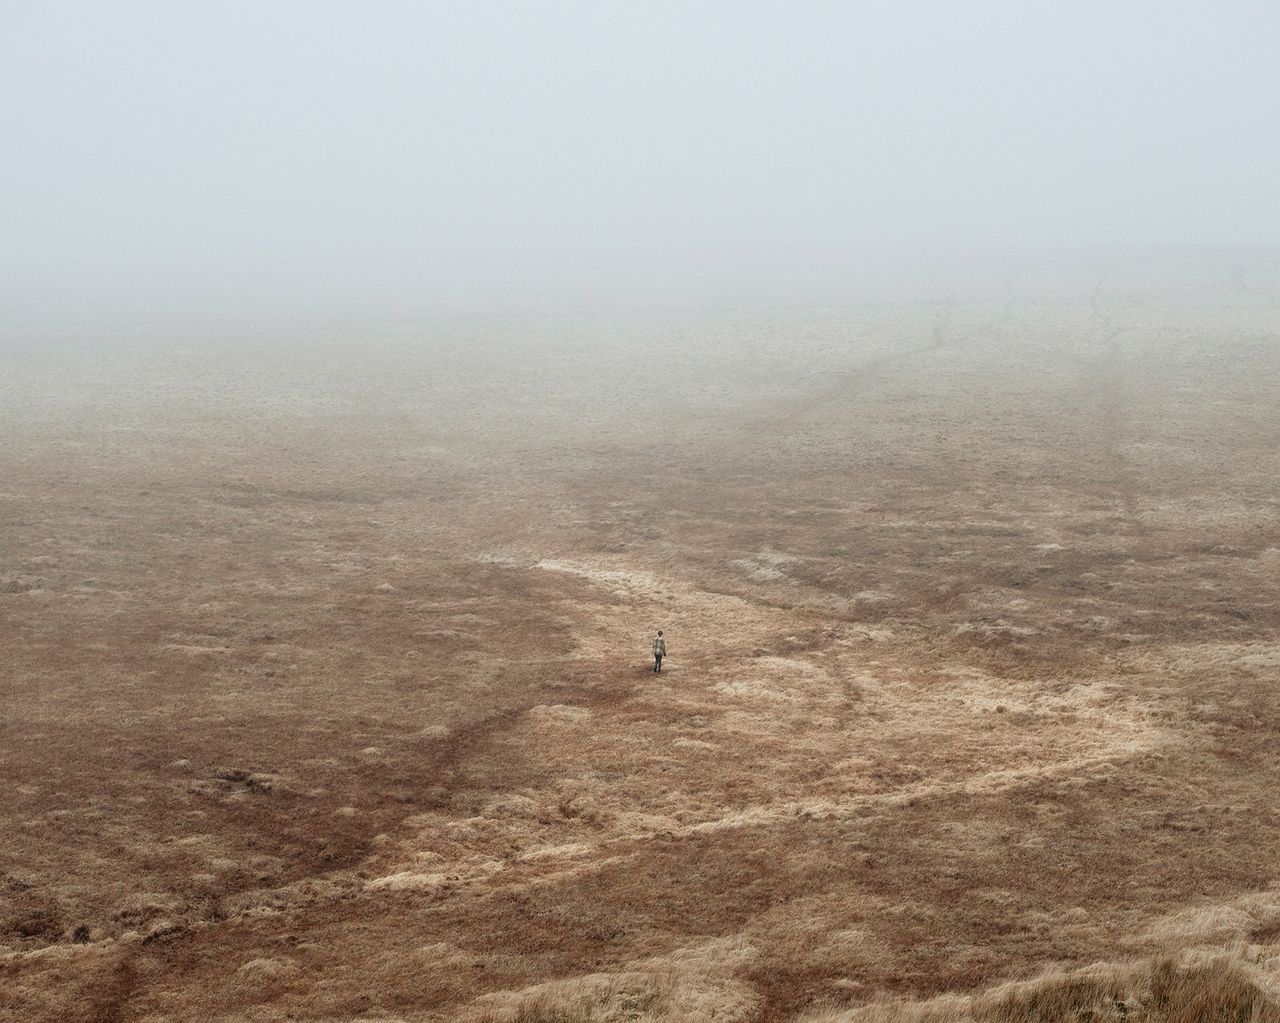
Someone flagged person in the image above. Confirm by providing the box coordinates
[652,630,666,672]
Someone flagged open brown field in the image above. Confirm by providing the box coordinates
[2,260,1280,1021]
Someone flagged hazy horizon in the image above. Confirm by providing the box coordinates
[4,1,1279,327]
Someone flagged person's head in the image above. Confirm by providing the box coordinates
[657,630,663,636]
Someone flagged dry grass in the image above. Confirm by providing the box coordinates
[473,974,673,1023]
[805,956,1280,1022]
[477,958,1280,1023]
[2,259,1279,1021]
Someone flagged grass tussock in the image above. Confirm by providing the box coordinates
[807,958,1280,1023]
[470,954,758,1023]
[474,973,671,1023]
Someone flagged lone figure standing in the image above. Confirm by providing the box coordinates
[652,630,666,672]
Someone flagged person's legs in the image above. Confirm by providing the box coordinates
[655,654,663,673]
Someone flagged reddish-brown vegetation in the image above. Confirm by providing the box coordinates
[3,264,1279,1020]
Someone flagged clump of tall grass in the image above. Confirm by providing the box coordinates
[475,973,671,1023]
[804,957,1280,1023]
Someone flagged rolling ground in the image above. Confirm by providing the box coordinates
[2,259,1280,1020]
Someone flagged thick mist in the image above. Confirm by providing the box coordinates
[3,1,1278,326]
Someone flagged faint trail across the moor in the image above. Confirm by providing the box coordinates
[1085,272,1142,523]
[751,295,959,433]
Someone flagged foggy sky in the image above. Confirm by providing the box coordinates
[3,1,1278,324]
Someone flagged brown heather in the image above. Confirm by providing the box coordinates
[3,265,1280,1021]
